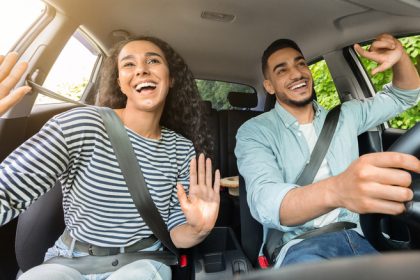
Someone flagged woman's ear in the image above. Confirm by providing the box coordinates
[263,79,275,95]
[170,77,175,88]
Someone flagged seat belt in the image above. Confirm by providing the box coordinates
[96,107,180,263]
[26,81,184,266]
[264,105,356,264]
[295,104,341,186]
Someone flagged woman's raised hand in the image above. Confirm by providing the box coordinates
[0,52,31,116]
[177,153,220,235]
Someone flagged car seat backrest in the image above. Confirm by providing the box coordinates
[15,182,65,272]
[203,100,220,171]
[227,91,258,109]
[239,175,263,266]
[219,91,261,177]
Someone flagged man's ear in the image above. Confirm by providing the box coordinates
[263,79,275,95]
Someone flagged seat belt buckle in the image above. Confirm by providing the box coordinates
[258,255,269,269]
[180,254,188,267]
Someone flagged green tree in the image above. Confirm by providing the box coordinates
[309,61,340,110]
[57,78,88,100]
[357,35,420,129]
[196,79,255,110]
[311,35,420,129]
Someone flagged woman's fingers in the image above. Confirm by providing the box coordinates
[198,153,205,186]
[189,154,220,195]
[213,169,221,194]
[0,86,31,116]
[205,158,212,188]
[0,52,31,115]
[189,156,197,186]
[0,52,20,82]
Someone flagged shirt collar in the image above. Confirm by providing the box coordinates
[274,100,323,128]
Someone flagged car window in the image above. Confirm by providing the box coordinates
[0,0,45,53]
[196,79,256,110]
[309,59,341,110]
[36,30,101,104]
[357,35,420,129]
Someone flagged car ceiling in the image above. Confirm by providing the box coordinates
[45,0,420,88]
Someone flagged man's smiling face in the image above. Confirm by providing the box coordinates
[263,47,314,108]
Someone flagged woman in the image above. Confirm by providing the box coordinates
[0,36,220,279]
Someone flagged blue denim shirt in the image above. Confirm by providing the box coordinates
[235,84,419,244]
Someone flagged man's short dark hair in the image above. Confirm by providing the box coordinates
[261,38,303,78]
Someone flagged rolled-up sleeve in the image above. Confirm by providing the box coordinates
[345,83,420,135]
[235,122,297,231]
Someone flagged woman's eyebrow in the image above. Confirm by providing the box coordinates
[145,52,163,58]
[119,54,135,62]
[119,52,163,62]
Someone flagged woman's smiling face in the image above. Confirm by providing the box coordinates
[117,40,172,113]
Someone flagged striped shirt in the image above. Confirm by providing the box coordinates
[0,106,195,247]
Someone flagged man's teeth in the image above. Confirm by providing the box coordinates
[135,82,157,91]
[291,82,306,90]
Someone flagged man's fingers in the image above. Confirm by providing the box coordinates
[371,61,392,75]
[364,183,413,203]
[368,166,413,187]
[0,52,19,82]
[362,199,407,215]
[359,152,420,173]
[370,39,396,51]
[354,43,366,56]
[0,86,31,116]
[354,43,381,62]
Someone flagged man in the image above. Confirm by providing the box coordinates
[0,52,31,116]
[235,33,420,267]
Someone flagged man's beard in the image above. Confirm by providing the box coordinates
[277,89,316,107]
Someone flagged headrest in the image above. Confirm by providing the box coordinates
[203,100,212,111]
[264,93,276,112]
[227,91,258,109]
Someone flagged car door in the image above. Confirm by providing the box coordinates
[0,2,103,278]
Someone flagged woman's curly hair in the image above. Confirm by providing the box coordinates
[96,36,213,158]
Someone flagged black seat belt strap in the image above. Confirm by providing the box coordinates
[296,104,341,186]
[264,105,347,264]
[97,107,179,262]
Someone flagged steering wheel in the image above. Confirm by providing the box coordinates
[360,122,420,251]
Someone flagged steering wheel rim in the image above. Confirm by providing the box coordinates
[360,122,420,251]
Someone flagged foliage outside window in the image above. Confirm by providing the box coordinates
[196,79,256,110]
[358,35,420,129]
[309,60,341,110]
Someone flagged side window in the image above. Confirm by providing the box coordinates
[309,60,341,110]
[0,0,45,53]
[196,79,256,110]
[36,30,101,104]
[358,35,420,129]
